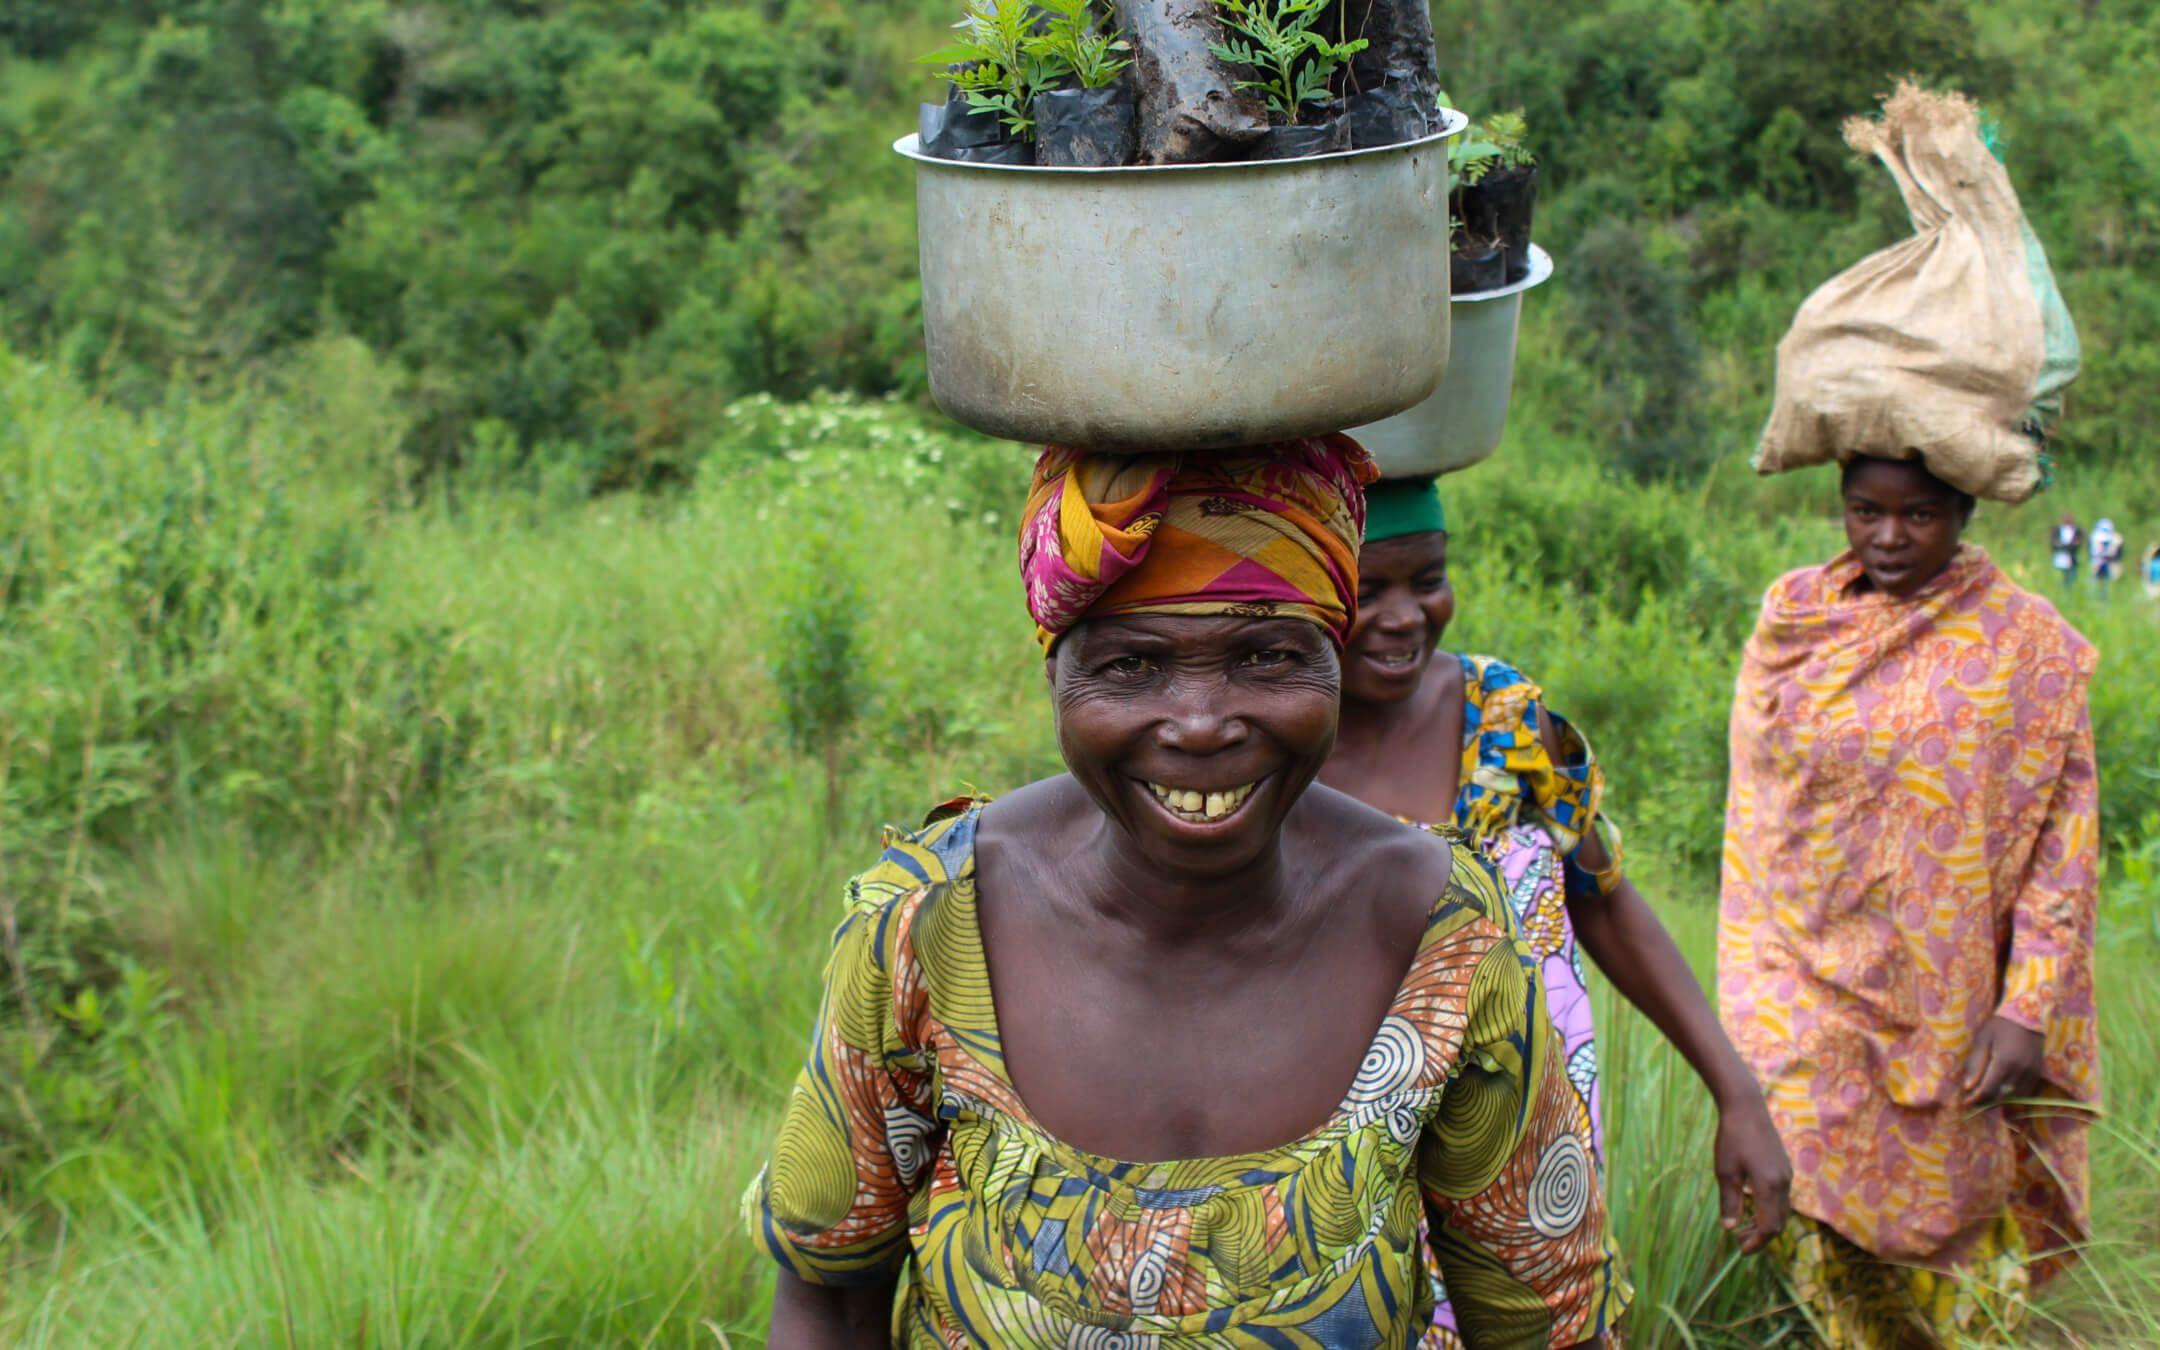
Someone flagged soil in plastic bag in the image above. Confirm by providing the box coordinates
[1035,81,1137,167]
[1249,115,1350,161]
[1111,0,1269,163]
[948,138,1035,164]
[1340,84,1429,150]
[1480,164,1539,282]
[919,88,1034,164]
[1452,185,1491,249]
[1451,244,1506,294]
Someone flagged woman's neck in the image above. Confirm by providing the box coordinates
[1069,810,1314,953]
[1322,651,1464,825]
[1335,649,1455,749]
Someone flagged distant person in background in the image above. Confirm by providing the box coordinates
[2049,513,2083,591]
[2144,542,2160,601]
[2089,518,2124,596]
[1721,456,2100,1347]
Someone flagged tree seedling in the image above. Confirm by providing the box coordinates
[920,0,1130,140]
[1440,93,1535,184]
[1033,0,1132,89]
[920,0,1067,139]
[1208,0,1367,126]
[1481,110,1535,170]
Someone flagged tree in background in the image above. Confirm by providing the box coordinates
[0,0,2155,485]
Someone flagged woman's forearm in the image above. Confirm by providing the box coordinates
[1566,879,1758,1106]
[769,1270,897,1348]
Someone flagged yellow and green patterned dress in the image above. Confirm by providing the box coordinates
[745,802,1630,1347]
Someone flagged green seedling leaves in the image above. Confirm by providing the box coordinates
[920,0,1133,139]
[1208,0,1365,125]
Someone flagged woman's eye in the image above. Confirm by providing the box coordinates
[1417,571,1448,592]
[1910,511,1935,524]
[1106,655,1156,676]
[1244,649,1294,668]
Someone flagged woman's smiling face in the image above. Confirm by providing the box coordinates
[1343,531,1453,706]
[1048,614,1340,879]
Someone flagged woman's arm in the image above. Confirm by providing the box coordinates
[1970,700,2100,1108]
[1422,907,1630,1346]
[1563,857,1792,1253]
[1531,712,1791,1252]
[748,896,936,1340]
[769,1271,899,1348]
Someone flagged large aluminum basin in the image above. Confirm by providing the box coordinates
[1350,244,1552,478]
[898,113,1465,452]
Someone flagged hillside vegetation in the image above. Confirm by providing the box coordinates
[3,0,2157,488]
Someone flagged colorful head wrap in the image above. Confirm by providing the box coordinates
[1362,476,1447,542]
[1018,434,1378,652]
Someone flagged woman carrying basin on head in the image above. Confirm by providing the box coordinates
[1721,454,2100,1346]
[746,439,1628,1347]
[1317,476,1793,1345]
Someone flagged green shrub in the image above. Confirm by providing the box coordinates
[772,518,872,827]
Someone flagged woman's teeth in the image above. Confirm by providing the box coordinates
[1368,650,1418,669]
[1145,781,1257,822]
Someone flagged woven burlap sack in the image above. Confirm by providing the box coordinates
[1754,84,2047,502]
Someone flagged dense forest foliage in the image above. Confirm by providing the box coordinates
[4,0,2157,488]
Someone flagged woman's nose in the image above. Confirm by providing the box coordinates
[1154,686,1248,753]
[1373,597,1419,631]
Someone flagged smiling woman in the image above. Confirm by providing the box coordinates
[744,441,1630,1348]
[1320,475,1792,1346]
[1048,613,1339,879]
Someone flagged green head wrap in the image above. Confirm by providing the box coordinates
[1362,476,1447,543]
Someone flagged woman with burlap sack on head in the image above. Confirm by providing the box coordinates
[1721,85,2100,1348]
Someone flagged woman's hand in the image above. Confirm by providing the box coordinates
[1560,866,1793,1255]
[1960,1015,2047,1109]
[769,1270,897,1349]
[1713,1092,1792,1254]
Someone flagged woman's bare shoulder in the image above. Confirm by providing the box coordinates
[1293,784,1458,928]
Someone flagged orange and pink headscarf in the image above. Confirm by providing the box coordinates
[1018,434,1378,652]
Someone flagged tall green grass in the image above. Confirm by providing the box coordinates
[1,352,2155,1344]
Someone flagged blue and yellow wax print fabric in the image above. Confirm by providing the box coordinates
[746,803,1629,1347]
[1454,656,1621,908]
[1413,658,1624,1345]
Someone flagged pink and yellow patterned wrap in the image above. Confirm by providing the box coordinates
[1017,435,1379,651]
[1719,544,2100,1277]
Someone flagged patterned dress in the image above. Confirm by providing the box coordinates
[1719,545,2100,1344]
[1411,657,1621,1347]
[1441,656,1617,1158]
[747,802,1630,1347]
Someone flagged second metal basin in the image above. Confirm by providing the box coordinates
[899,115,1465,452]
[1350,244,1553,479]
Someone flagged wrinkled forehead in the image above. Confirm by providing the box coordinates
[1054,613,1331,663]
